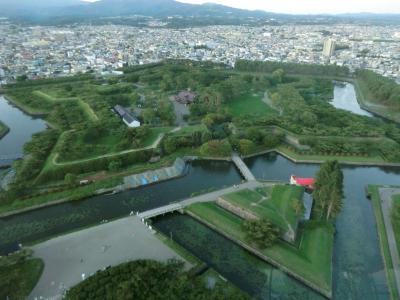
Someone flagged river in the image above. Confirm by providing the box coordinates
[0,95,47,157]
[330,82,373,117]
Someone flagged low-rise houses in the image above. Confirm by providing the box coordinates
[0,22,398,84]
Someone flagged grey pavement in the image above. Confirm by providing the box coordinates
[378,187,400,294]
[29,216,188,300]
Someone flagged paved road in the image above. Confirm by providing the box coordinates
[378,187,400,294]
[29,216,189,300]
[139,180,266,219]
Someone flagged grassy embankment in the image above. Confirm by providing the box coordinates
[0,256,44,299]
[354,78,400,123]
[186,201,333,297]
[392,193,400,257]
[221,185,303,234]
[367,185,400,300]
[0,120,9,139]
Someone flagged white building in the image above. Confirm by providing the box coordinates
[323,38,336,57]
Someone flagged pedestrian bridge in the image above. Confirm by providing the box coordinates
[137,180,264,220]
[231,153,256,181]
[138,203,183,219]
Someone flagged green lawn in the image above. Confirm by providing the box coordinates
[171,124,209,136]
[0,258,44,299]
[221,185,304,233]
[142,127,173,146]
[368,185,400,300]
[225,94,276,118]
[391,193,400,257]
[186,202,333,296]
[33,90,98,122]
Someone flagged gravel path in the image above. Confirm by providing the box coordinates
[29,216,188,300]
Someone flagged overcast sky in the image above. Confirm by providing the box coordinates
[177,0,400,14]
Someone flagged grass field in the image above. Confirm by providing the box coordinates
[186,202,333,295]
[391,193,400,257]
[33,90,98,122]
[221,185,304,233]
[225,94,276,118]
[368,185,400,300]
[0,258,44,299]
[171,124,209,136]
[355,79,400,123]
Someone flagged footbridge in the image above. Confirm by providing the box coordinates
[138,180,264,219]
[231,153,256,181]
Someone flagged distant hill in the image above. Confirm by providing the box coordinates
[1,0,399,26]
[1,0,269,19]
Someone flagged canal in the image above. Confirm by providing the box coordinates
[0,95,47,157]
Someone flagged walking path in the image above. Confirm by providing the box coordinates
[231,153,256,181]
[378,187,400,295]
[138,180,265,219]
[29,216,189,300]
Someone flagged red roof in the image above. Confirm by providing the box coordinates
[295,178,315,186]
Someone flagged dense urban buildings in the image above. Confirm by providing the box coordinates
[0,21,399,84]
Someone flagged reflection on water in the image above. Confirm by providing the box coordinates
[330,82,373,117]
[0,96,47,156]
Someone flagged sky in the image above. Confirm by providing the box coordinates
[176,0,400,14]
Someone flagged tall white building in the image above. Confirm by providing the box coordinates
[323,39,336,57]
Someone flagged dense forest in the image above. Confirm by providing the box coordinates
[65,259,250,300]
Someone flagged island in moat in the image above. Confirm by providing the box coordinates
[1,59,400,300]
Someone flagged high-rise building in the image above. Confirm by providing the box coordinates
[323,39,336,57]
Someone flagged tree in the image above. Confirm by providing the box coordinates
[242,219,280,248]
[64,173,77,186]
[313,160,343,220]
[108,160,122,172]
[271,68,285,85]
[237,139,256,155]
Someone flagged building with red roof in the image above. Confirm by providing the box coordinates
[290,175,315,190]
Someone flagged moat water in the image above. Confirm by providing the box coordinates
[1,153,400,299]
[0,96,47,157]
[330,82,373,117]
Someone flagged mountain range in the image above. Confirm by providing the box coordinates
[0,0,399,25]
[0,0,269,18]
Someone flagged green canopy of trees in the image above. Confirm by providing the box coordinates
[313,160,344,220]
[242,219,280,248]
[65,259,250,300]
